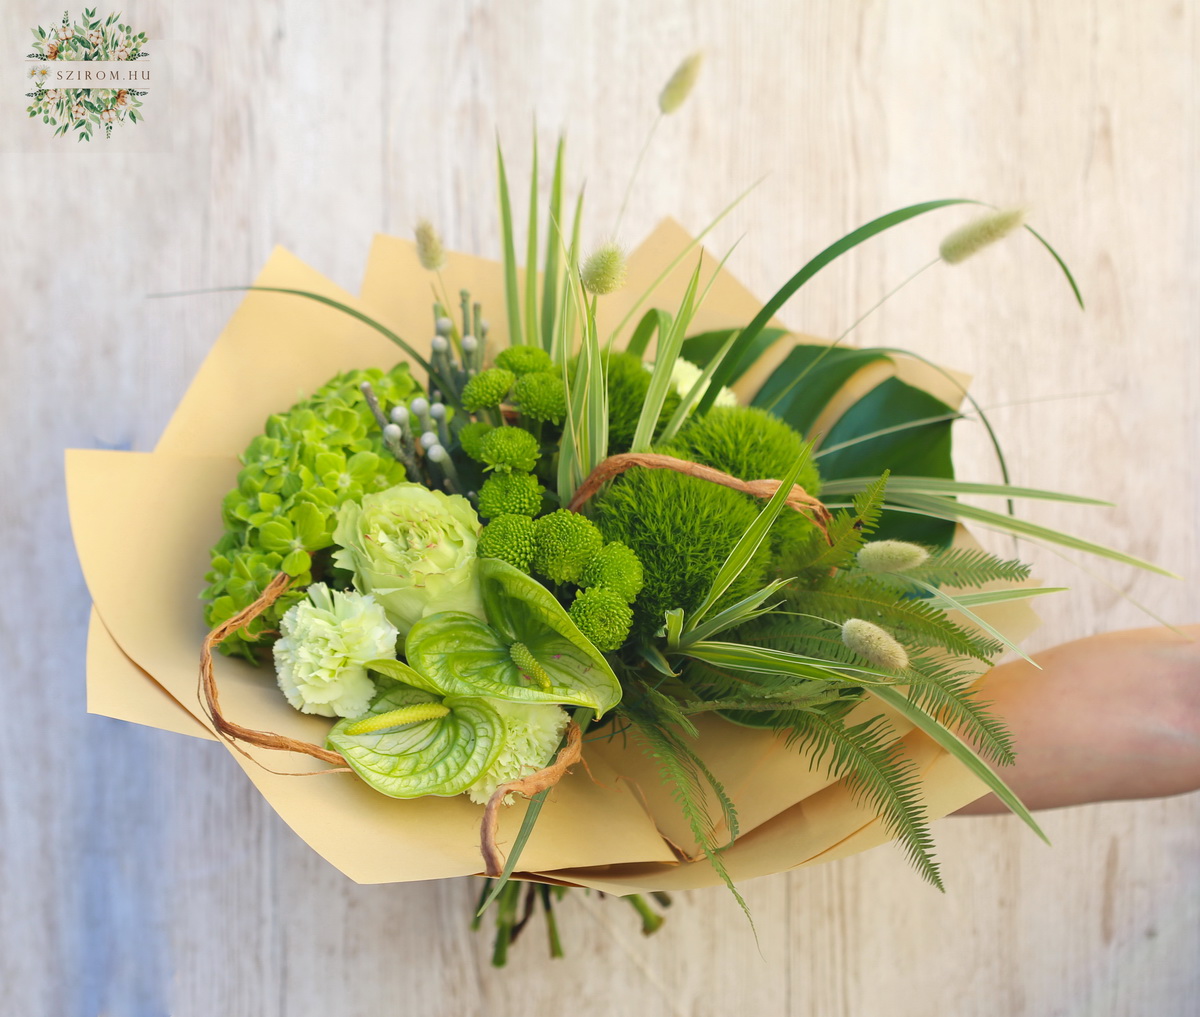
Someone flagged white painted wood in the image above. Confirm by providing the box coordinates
[1,1,1195,1013]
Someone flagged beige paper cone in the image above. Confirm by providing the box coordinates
[67,223,1038,891]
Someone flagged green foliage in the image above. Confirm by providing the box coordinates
[904,654,1015,766]
[604,351,680,452]
[877,546,1032,589]
[781,473,889,577]
[478,514,537,572]
[786,708,944,890]
[669,406,822,490]
[203,364,417,659]
[531,509,604,584]
[591,467,771,638]
[568,587,634,651]
[579,541,645,602]
[462,368,515,412]
[477,472,544,519]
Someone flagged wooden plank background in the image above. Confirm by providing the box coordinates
[2,1,1197,1013]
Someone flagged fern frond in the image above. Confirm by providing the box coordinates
[905,654,1016,765]
[787,710,944,890]
[897,546,1031,589]
[793,473,889,572]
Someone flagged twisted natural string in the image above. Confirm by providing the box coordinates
[198,570,350,771]
[480,721,584,877]
[567,452,833,539]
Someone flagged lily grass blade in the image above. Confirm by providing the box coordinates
[625,309,669,359]
[819,476,1112,506]
[1022,223,1084,309]
[631,255,703,452]
[685,448,813,631]
[902,575,1039,668]
[679,579,790,647]
[947,587,1069,607]
[496,140,523,346]
[681,640,907,687]
[152,285,454,400]
[871,685,1049,844]
[541,136,566,352]
[664,608,684,651]
[814,412,966,458]
[607,178,762,346]
[885,492,1179,578]
[698,199,978,415]
[638,642,680,677]
[524,132,540,347]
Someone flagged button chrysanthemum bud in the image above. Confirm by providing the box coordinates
[856,540,930,573]
[569,587,634,652]
[495,345,553,377]
[477,426,540,473]
[532,509,604,584]
[477,471,544,518]
[939,207,1026,265]
[478,513,537,572]
[414,219,447,271]
[581,243,628,295]
[841,618,909,672]
[461,367,515,412]
[659,52,704,115]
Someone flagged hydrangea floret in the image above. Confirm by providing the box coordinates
[272,584,399,718]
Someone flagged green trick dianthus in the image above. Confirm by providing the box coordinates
[604,351,680,452]
[569,587,634,652]
[477,471,544,518]
[579,541,645,603]
[477,513,537,572]
[531,510,604,584]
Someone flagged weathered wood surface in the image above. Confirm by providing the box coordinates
[2,1,1196,1013]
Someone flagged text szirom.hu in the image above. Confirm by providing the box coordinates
[43,66,149,83]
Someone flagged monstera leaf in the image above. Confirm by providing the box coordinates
[392,559,622,716]
[326,684,505,799]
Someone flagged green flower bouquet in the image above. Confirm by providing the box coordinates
[67,55,1166,964]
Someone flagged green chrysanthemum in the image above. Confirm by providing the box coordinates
[514,371,567,424]
[477,426,540,473]
[462,368,515,412]
[478,513,537,572]
[495,345,553,377]
[531,509,604,584]
[458,420,493,460]
[477,472,545,518]
[568,586,633,652]
[579,541,644,603]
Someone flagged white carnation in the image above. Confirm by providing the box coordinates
[273,583,399,718]
[467,701,569,804]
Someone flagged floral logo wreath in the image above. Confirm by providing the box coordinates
[25,9,148,141]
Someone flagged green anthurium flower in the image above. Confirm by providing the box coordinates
[377,559,622,716]
[326,684,505,799]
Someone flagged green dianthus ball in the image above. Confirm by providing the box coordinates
[591,468,771,638]
[669,406,821,492]
[569,587,633,652]
[604,352,680,452]
[514,371,567,424]
[461,368,515,412]
[579,542,645,603]
[531,510,603,584]
[478,514,536,572]
[495,346,553,377]
[477,471,544,518]
[458,420,493,461]
[478,426,540,473]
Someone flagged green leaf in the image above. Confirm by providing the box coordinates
[698,199,978,414]
[524,131,539,347]
[817,377,957,546]
[752,346,893,432]
[496,140,523,346]
[686,447,814,630]
[871,685,1049,844]
[540,135,565,352]
[624,308,668,359]
[899,575,1038,667]
[946,586,1068,607]
[820,475,1111,506]
[326,685,504,799]
[682,640,906,686]
[682,327,787,375]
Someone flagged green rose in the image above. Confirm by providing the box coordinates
[333,483,485,636]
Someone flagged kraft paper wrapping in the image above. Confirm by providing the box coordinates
[67,222,1039,890]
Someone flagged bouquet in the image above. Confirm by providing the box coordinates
[67,55,1165,963]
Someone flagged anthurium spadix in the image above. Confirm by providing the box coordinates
[371,558,622,716]
[326,684,506,799]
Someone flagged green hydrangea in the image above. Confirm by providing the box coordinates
[569,587,633,651]
[477,471,544,518]
[531,510,603,584]
[461,368,515,412]
[495,346,553,377]
[477,426,540,473]
[579,541,644,602]
[514,371,567,424]
[203,363,418,660]
[458,420,493,460]
[478,513,537,572]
